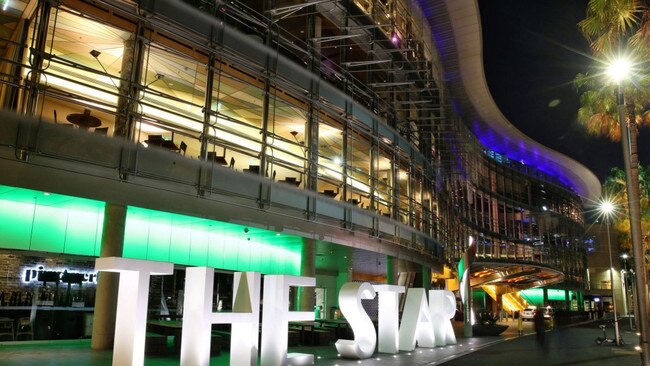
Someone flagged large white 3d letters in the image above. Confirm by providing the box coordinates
[180,268,260,366]
[96,255,461,365]
[398,288,435,351]
[260,275,315,366]
[373,284,404,354]
[95,257,173,366]
[230,272,262,365]
[429,290,457,346]
[335,282,377,359]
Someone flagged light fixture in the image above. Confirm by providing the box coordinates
[600,200,614,214]
[606,57,632,83]
[391,31,399,44]
[89,49,119,89]
[146,73,165,87]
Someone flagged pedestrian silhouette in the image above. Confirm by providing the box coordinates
[534,309,546,350]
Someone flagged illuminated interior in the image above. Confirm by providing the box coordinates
[26,5,434,227]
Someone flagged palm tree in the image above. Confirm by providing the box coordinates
[576,0,650,136]
[577,3,650,360]
[576,1,650,258]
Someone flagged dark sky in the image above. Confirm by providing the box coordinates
[478,0,649,183]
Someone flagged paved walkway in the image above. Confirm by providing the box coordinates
[0,319,642,365]
[443,320,641,366]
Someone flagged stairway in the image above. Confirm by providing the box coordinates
[482,285,529,313]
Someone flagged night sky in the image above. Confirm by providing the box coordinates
[478,0,649,183]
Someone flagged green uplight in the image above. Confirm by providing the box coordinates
[519,288,568,305]
[0,185,302,274]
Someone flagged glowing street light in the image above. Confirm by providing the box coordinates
[599,199,621,345]
[607,58,632,83]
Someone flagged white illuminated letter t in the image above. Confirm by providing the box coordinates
[95,257,173,366]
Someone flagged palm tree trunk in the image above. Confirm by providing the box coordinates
[621,96,650,363]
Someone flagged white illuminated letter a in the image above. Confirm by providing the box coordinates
[398,288,435,351]
[335,282,377,359]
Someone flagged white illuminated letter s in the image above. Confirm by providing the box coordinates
[335,282,376,359]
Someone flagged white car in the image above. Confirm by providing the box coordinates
[521,306,537,321]
[521,306,554,321]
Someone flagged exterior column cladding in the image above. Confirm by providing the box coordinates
[543,288,549,307]
[90,203,127,350]
[386,255,398,285]
[422,265,431,290]
[298,238,316,312]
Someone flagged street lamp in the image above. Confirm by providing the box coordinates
[606,58,632,83]
[621,253,637,330]
[607,56,650,362]
[600,200,621,345]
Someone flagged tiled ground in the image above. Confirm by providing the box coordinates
[0,320,527,365]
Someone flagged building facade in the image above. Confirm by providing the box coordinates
[0,0,600,344]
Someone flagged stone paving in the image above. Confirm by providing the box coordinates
[0,319,642,365]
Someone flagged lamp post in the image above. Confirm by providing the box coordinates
[608,58,650,362]
[621,253,636,330]
[600,200,621,345]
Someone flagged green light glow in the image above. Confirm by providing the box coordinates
[0,187,104,255]
[546,289,566,301]
[519,288,567,306]
[0,185,301,274]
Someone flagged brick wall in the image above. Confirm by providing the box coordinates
[0,250,96,306]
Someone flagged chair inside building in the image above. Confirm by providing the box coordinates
[15,317,33,340]
[0,318,14,341]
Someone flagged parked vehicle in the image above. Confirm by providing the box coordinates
[521,306,554,321]
[521,306,537,321]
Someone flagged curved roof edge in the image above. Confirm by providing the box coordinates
[420,0,601,202]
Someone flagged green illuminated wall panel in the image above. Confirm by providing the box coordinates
[520,288,543,306]
[148,221,173,262]
[122,207,302,275]
[64,209,103,255]
[30,205,67,252]
[207,232,224,269]
[189,229,210,265]
[0,185,302,275]
[170,225,191,264]
[520,288,567,306]
[0,200,35,249]
[0,191,103,255]
[123,217,151,259]
[547,289,566,301]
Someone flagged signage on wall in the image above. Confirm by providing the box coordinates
[22,265,98,285]
[96,257,457,366]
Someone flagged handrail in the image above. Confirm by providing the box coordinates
[0,111,446,269]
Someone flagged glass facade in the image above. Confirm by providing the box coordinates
[0,0,589,289]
